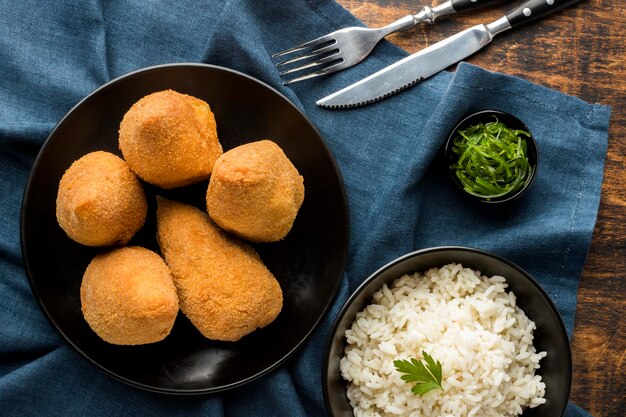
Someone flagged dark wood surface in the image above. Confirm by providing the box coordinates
[337,1,625,416]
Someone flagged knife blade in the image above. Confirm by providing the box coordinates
[317,0,582,109]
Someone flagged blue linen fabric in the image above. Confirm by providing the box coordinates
[0,0,610,416]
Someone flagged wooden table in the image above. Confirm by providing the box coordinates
[337,1,625,416]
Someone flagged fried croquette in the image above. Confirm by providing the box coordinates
[80,246,179,345]
[206,140,304,242]
[156,197,283,342]
[118,89,223,189]
[56,151,147,247]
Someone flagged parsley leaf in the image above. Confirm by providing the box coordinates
[393,351,444,396]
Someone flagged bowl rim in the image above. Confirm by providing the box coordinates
[444,109,539,204]
[323,245,572,417]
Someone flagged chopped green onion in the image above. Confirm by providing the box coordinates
[450,118,533,200]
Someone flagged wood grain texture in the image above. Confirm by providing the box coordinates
[337,1,626,416]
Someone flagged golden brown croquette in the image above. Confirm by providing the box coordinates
[56,151,147,246]
[80,246,179,345]
[156,197,282,342]
[206,140,304,242]
[119,90,222,189]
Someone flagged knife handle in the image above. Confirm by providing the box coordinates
[506,0,581,27]
[451,0,505,13]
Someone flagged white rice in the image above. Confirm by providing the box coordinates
[340,263,547,417]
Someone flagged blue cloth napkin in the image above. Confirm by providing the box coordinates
[0,0,610,416]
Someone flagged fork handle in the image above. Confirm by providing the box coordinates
[451,0,505,13]
[413,0,503,25]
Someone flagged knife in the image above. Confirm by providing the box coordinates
[317,0,581,109]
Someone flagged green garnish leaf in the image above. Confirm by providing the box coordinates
[449,118,533,200]
[411,382,443,396]
[393,351,444,396]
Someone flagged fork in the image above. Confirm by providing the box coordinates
[273,0,504,85]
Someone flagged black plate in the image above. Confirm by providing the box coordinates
[325,247,571,417]
[20,63,348,394]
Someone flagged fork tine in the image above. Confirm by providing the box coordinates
[271,33,334,58]
[282,60,347,85]
[275,43,339,67]
[278,53,342,77]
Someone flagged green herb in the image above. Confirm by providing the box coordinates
[450,118,532,200]
[393,351,444,396]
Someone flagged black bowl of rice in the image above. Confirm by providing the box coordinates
[324,246,571,417]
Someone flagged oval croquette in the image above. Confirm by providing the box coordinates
[156,197,283,342]
[80,246,179,345]
[56,151,147,246]
[206,140,304,242]
[119,89,222,189]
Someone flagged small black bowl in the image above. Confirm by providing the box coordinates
[324,246,571,417]
[444,110,538,203]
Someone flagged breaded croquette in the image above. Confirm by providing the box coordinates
[80,246,179,345]
[156,197,283,342]
[119,90,223,189]
[206,140,304,242]
[56,151,147,246]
